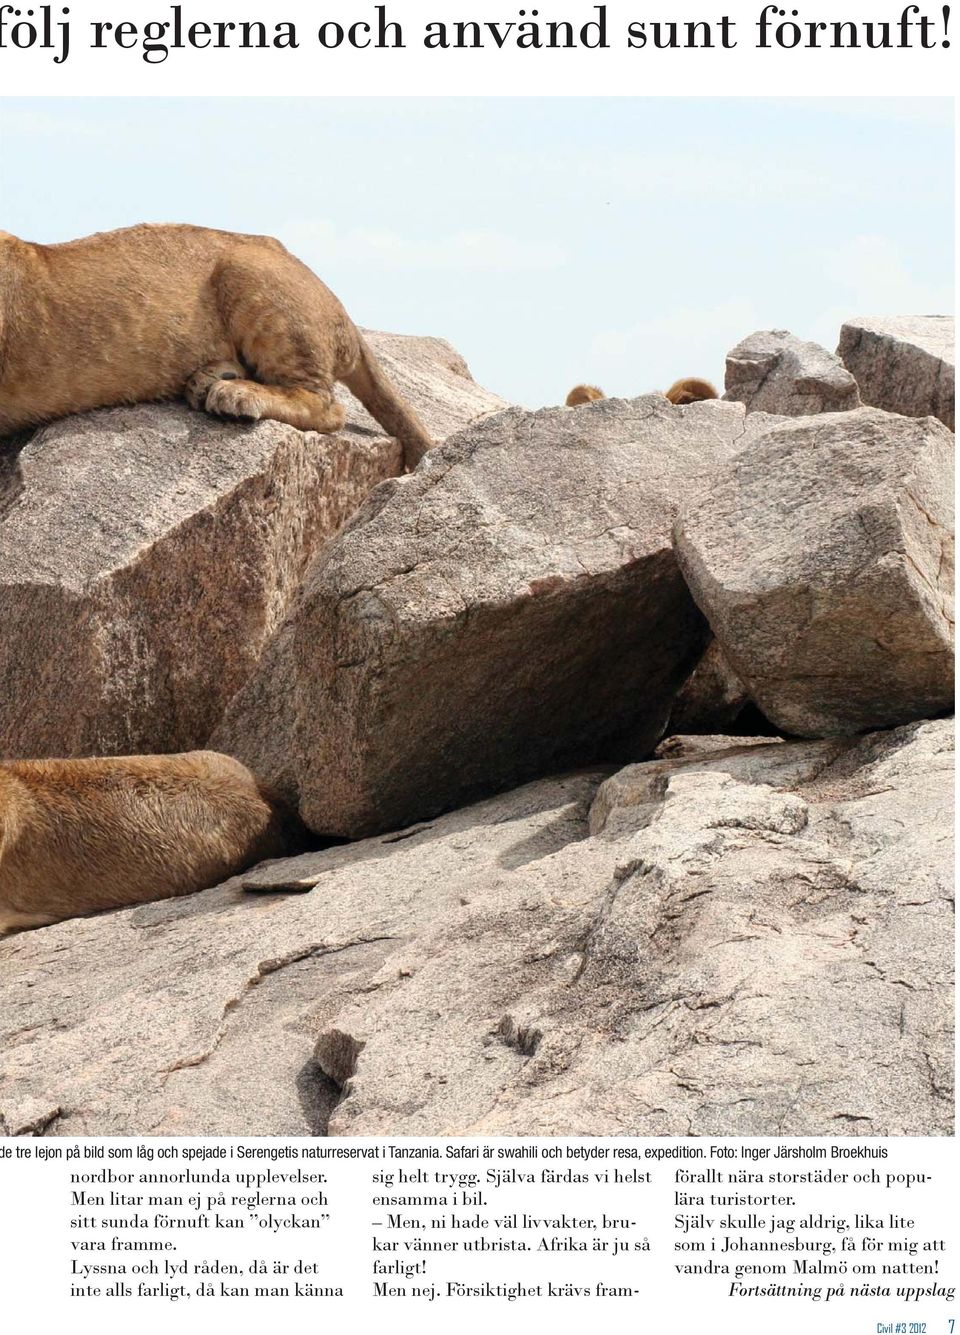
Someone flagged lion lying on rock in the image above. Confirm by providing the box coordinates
[0,751,292,933]
[0,223,435,469]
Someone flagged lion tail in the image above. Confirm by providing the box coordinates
[342,336,435,470]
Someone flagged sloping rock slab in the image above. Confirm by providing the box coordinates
[724,328,860,415]
[838,315,954,430]
[0,772,608,1136]
[2,722,948,1137]
[216,396,779,835]
[318,719,953,1137]
[0,406,402,759]
[673,407,954,737]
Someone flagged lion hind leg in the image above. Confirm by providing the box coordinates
[184,359,246,411]
[207,253,350,436]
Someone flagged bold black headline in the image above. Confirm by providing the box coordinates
[0,3,952,64]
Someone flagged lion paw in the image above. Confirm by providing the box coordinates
[205,378,265,421]
[184,361,244,412]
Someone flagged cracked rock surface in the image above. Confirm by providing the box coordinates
[838,315,955,430]
[0,720,951,1137]
[674,407,955,737]
[216,395,782,836]
[724,329,860,416]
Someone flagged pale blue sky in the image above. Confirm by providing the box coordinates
[0,97,953,405]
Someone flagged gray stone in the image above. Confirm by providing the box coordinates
[215,395,779,834]
[1,720,950,1138]
[668,638,751,734]
[674,407,954,737]
[724,328,860,416]
[590,733,843,838]
[838,315,954,430]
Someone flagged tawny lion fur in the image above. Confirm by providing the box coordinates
[0,751,292,933]
[0,223,434,468]
[566,378,718,407]
[664,377,718,405]
[566,383,605,406]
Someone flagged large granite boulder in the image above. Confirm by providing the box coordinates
[0,718,950,1138]
[724,328,860,415]
[838,315,955,430]
[0,407,400,759]
[215,396,779,836]
[0,331,506,760]
[674,407,954,737]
